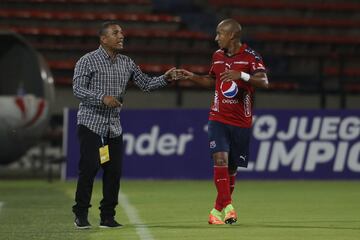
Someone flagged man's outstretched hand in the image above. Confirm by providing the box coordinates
[173,69,195,80]
[164,67,177,82]
[164,68,195,81]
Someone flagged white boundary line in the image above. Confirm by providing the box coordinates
[118,192,154,240]
[61,108,69,181]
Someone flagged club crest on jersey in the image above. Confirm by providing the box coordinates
[220,81,238,98]
[210,141,216,149]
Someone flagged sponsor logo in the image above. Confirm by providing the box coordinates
[225,63,232,69]
[220,81,238,98]
[243,92,251,117]
[216,178,227,182]
[212,90,219,111]
[245,48,261,60]
[123,125,194,156]
[222,99,239,104]
[239,115,360,173]
[210,140,216,149]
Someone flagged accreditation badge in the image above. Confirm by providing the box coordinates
[99,145,110,164]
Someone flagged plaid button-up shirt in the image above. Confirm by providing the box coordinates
[73,45,168,137]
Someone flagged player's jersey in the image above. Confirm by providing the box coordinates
[208,44,266,128]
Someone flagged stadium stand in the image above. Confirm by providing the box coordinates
[0,9,181,30]
[209,0,360,11]
[0,0,359,99]
[233,16,360,28]
[208,0,360,96]
[1,0,153,13]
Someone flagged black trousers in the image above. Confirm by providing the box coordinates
[72,125,123,220]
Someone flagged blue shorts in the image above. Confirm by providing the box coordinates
[208,120,251,168]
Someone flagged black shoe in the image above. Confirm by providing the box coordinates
[100,218,123,228]
[74,216,91,229]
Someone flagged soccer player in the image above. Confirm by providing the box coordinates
[176,19,269,224]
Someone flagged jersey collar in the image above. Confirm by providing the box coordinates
[223,43,247,57]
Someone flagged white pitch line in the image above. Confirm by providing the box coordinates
[119,192,154,240]
[0,202,4,213]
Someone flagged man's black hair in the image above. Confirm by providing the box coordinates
[99,21,120,36]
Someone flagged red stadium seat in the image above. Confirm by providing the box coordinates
[6,25,359,45]
[31,42,211,56]
[252,32,360,44]
[324,67,360,77]
[0,9,180,23]
[234,16,360,28]
[344,83,360,92]
[47,59,77,70]
[180,64,209,74]
[139,63,174,73]
[54,76,73,85]
[268,82,299,90]
[209,0,360,11]
[1,25,211,40]
[3,0,151,4]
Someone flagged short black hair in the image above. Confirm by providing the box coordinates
[99,21,120,37]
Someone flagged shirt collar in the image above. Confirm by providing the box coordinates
[98,45,119,60]
[222,43,247,57]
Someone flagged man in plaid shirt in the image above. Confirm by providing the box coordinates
[72,21,177,229]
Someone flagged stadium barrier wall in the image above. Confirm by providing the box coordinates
[63,108,360,180]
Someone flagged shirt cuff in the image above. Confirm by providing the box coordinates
[97,92,105,105]
[160,75,169,86]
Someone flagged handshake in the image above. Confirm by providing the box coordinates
[164,68,194,82]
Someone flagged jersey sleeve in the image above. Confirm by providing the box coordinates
[129,59,167,92]
[249,54,267,75]
[208,52,217,77]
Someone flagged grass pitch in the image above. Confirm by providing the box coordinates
[0,180,359,240]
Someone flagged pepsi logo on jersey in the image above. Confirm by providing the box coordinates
[220,81,238,98]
